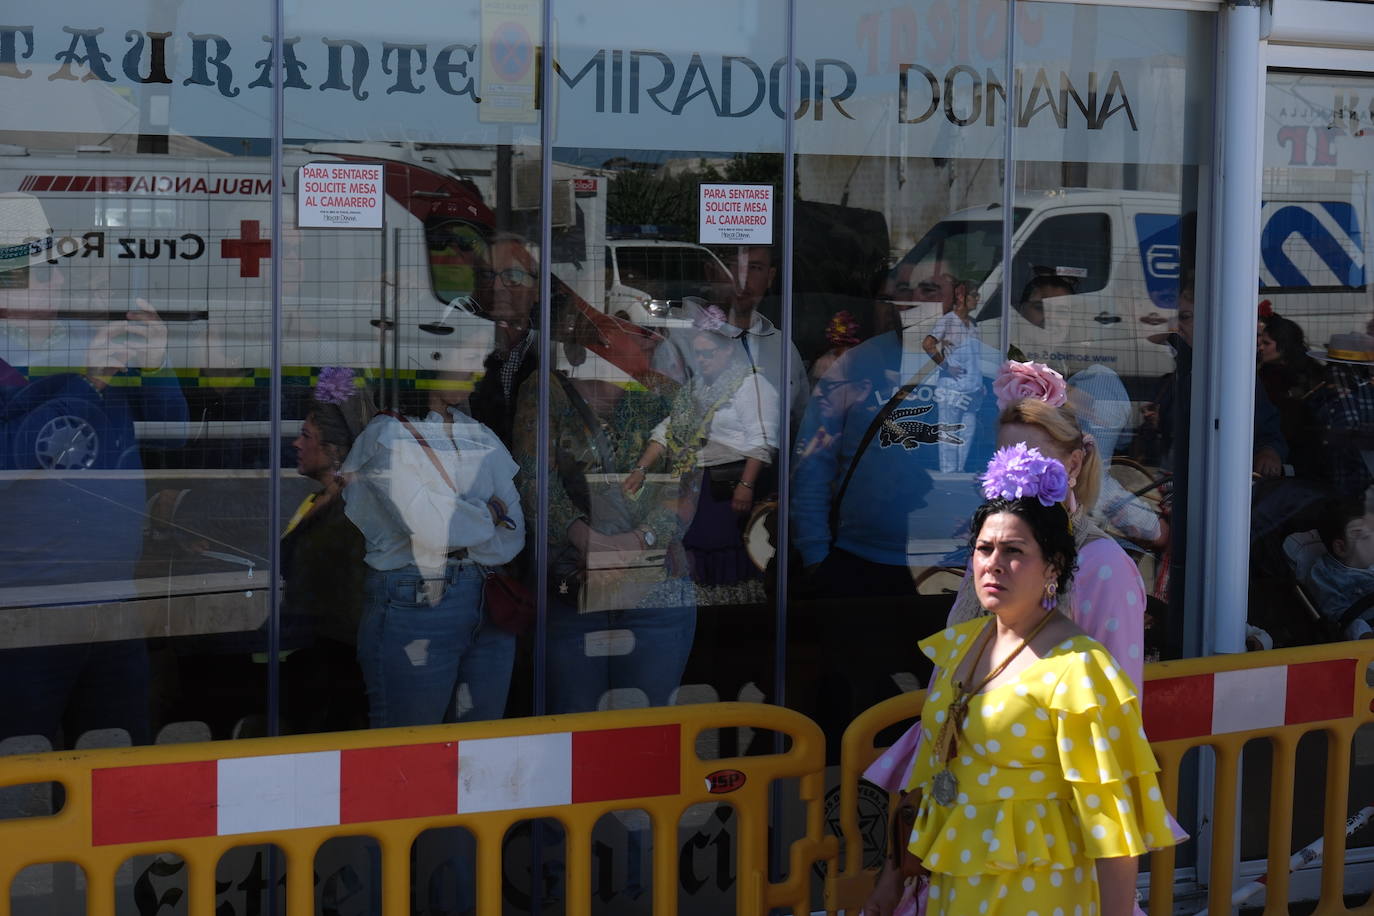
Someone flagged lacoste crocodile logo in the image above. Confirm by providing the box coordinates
[878,403,965,450]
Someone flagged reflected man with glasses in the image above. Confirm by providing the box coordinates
[470,233,539,447]
[792,257,997,739]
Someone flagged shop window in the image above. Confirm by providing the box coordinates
[1252,71,1374,650]
[0,0,1233,908]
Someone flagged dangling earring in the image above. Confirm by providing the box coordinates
[1041,581,1059,612]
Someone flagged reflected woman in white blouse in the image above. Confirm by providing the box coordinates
[626,305,780,601]
[341,321,524,728]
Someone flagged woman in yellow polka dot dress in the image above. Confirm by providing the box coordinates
[902,443,1180,916]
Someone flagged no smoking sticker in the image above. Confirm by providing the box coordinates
[480,0,539,124]
[488,22,533,81]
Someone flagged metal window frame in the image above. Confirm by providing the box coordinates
[523,0,1237,708]
[1041,0,1221,8]
[1267,41,1374,69]
[268,0,286,736]
[258,0,1252,903]
[1269,0,1374,49]
[275,0,1249,728]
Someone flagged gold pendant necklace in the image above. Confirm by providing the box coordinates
[929,610,1058,806]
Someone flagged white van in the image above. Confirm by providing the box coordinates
[897,186,1370,387]
[602,238,734,327]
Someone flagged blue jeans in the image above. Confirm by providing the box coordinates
[545,581,696,714]
[357,561,515,728]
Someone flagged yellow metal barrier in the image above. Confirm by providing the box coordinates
[823,640,1374,915]
[0,702,837,916]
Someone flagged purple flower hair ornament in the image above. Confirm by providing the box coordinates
[980,442,1070,507]
[314,366,357,405]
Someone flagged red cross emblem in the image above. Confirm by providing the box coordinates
[220,220,272,278]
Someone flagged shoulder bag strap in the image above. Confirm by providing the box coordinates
[828,371,928,537]
[551,371,619,474]
[380,409,458,493]
[1339,590,1374,631]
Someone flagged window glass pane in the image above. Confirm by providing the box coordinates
[280,3,543,742]
[1008,4,1216,669]
[785,2,1215,886]
[0,3,275,752]
[788,0,1011,757]
[1256,70,1374,648]
[0,5,275,909]
[539,0,787,731]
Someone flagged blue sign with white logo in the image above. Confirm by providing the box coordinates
[1134,212,1182,310]
[1259,201,1365,290]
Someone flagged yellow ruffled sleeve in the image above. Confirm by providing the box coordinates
[1050,643,1182,859]
[917,619,987,672]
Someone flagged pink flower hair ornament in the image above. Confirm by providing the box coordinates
[980,442,1070,507]
[693,304,728,332]
[993,360,1068,411]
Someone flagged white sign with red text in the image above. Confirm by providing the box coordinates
[296,162,384,229]
[699,184,773,245]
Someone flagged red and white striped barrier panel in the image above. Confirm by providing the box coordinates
[90,724,679,847]
[1142,658,1357,742]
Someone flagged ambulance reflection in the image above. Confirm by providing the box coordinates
[0,191,188,750]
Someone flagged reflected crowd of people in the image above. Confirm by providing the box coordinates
[0,197,818,753]
[1241,303,1374,645]
[8,180,1374,916]
[6,187,1374,767]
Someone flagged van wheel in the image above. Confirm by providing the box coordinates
[13,399,103,470]
[614,310,632,322]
